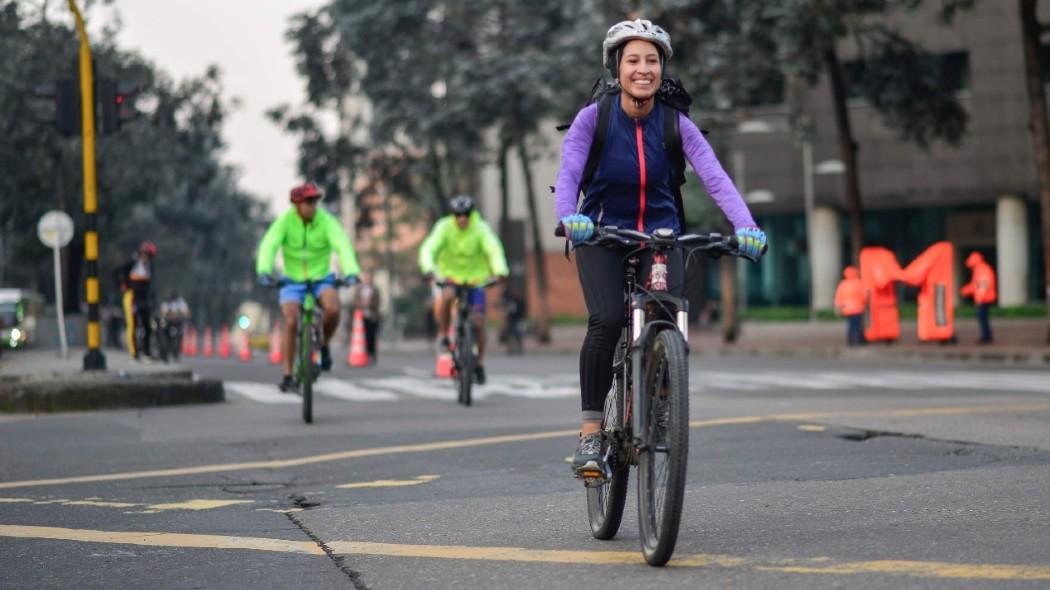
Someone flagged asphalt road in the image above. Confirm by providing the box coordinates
[2,349,1049,589]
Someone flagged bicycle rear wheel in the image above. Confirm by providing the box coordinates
[586,351,629,540]
[457,319,475,406]
[637,328,689,566]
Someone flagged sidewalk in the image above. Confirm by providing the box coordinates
[0,348,222,413]
[540,317,1050,366]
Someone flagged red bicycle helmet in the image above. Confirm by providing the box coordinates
[140,240,157,257]
[290,182,323,203]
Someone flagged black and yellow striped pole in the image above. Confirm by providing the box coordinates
[69,0,105,370]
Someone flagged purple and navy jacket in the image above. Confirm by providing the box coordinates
[554,98,755,234]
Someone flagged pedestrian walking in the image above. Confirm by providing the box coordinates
[960,251,997,344]
[351,274,382,364]
[834,266,867,346]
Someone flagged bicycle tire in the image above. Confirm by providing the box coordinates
[457,318,475,406]
[586,351,629,540]
[301,318,314,424]
[637,328,689,566]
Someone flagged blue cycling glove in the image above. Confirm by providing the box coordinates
[735,226,767,258]
[343,274,360,286]
[257,274,276,288]
[560,214,595,243]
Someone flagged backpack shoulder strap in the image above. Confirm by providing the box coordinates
[578,92,615,200]
[661,100,688,230]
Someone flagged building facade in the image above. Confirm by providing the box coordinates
[480,1,1047,316]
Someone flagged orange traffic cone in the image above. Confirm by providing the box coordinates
[435,326,454,378]
[217,325,231,358]
[182,327,191,355]
[238,328,252,362]
[186,326,198,357]
[268,322,282,365]
[347,309,370,367]
[202,326,214,357]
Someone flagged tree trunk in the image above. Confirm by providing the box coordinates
[428,143,449,217]
[498,137,511,238]
[824,45,865,265]
[720,255,737,343]
[1020,0,1050,342]
[516,138,551,344]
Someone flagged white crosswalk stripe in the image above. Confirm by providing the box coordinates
[224,368,1049,404]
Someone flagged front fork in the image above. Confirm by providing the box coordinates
[629,301,689,451]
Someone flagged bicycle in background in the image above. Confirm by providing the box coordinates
[434,279,499,407]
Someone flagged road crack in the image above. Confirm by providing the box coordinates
[284,503,370,590]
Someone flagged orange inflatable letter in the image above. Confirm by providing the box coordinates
[899,241,955,342]
[859,247,902,342]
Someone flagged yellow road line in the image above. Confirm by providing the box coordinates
[337,475,439,489]
[797,424,827,432]
[0,525,322,555]
[145,499,254,511]
[757,560,1050,581]
[1,524,1048,580]
[0,496,255,513]
[3,403,1049,491]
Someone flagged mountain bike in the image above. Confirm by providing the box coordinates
[557,225,762,566]
[271,276,351,424]
[434,279,499,407]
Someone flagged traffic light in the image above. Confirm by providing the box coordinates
[98,78,139,134]
[32,78,80,137]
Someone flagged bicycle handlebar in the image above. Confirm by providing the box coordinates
[265,276,356,289]
[433,278,502,290]
[554,225,765,262]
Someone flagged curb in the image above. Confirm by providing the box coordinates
[0,372,224,413]
[692,345,1050,366]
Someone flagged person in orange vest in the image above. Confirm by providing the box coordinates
[961,251,997,343]
[834,266,868,346]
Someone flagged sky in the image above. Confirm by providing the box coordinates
[101,0,326,215]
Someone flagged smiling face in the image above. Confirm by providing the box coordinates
[617,39,662,99]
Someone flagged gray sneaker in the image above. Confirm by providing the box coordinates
[571,433,604,478]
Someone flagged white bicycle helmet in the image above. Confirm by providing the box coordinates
[602,19,673,76]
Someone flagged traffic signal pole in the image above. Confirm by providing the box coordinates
[68,0,105,370]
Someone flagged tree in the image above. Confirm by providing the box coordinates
[1019,0,1050,342]
[0,2,264,324]
[768,0,972,264]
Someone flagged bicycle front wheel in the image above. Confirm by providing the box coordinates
[457,320,475,406]
[301,321,316,424]
[636,328,689,566]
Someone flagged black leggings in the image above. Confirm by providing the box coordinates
[575,245,684,419]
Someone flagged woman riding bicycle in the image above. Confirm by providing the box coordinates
[555,19,767,476]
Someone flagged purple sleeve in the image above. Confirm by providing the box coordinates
[554,104,598,220]
[679,113,757,230]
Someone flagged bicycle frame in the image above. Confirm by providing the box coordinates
[566,225,760,454]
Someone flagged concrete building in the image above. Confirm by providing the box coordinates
[479,1,1047,316]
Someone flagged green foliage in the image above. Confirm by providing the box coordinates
[0,2,265,324]
[765,0,971,147]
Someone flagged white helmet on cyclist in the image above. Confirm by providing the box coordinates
[603,19,673,77]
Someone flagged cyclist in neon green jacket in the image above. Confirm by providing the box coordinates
[418,195,509,384]
[257,183,361,391]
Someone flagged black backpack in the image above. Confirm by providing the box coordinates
[556,78,696,230]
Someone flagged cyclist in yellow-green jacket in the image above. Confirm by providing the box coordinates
[257,182,360,392]
[418,195,509,384]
